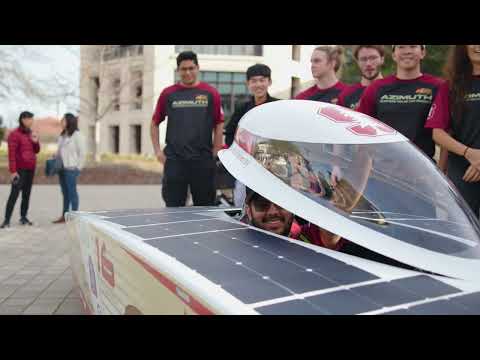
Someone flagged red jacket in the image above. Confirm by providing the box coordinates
[7,127,41,173]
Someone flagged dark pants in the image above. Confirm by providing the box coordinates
[162,158,216,207]
[3,169,34,223]
[58,169,80,215]
[448,155,480,218]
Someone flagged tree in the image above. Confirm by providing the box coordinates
[78,45,153,161]
[0,115,5,143]
[0,46,65,105]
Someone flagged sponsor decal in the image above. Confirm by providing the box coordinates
[318,105,397,137]
[96,237,115,288]
[88,256,98,297]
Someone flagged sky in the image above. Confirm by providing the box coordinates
[0,45,80,127]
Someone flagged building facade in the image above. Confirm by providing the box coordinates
[79,45,317,156]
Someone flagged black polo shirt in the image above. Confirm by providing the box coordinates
[357,74,444,158]
[337,83,366,110]
[225,93,279,147]
[294,81,348,104]
[152,82,224,160]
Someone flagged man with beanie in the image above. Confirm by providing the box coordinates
[225,64,279,147]
[224,64,279,206]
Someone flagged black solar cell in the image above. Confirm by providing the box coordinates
[388,275,461,298]
[256,300,327,315]
[107,213,211,226]
[351,282,423,307]
[307,289,379,315]
[125,219,246,239]
[408,300,474,315]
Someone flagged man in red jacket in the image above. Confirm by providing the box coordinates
[1,111,40,228]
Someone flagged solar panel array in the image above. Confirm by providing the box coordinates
[95,207,480,315]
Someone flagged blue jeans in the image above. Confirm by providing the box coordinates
[59,169,80,215]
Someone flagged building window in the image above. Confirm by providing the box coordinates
[130,125,142,154]
[175,45,262,57]
[291,77,301,99]
[88,126,96,154]
[109,126,120,154]
[175,71,250,121]
[130,70,143,110]
[111,77,121,111]
[103,45,143,61]
[292,45,301,61]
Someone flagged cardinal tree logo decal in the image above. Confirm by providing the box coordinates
[318,105,397,137]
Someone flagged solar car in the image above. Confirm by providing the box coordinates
[67,100,480,315]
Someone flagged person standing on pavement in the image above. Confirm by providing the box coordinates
[295,45,348,103]
[356,45,444,160]
[52,113,87,224]
[337,45,385,110]
[425,45,480,217]
[1,111,40,228]
[224,64,280,206]
[150,51,224,207]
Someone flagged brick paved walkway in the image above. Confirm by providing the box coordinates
[0,185,163,315]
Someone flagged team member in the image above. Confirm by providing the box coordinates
[357,45,444,159]
[151,51,224,207]
[426,45,480,217]
[1,111,40,228]
[224,64,279,206]
[295,45,347,103]
[337,45,385,110]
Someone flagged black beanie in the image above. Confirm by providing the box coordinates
[246,64,271,80]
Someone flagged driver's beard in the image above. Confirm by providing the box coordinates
[250,216,293,237]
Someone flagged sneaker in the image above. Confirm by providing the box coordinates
[19,218,33,226]
[0,222,10,229]
[52,216,65,224]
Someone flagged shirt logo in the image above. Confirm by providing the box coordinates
[318,105,397,137]
[466,92,480,101]
[195,95,208,105]
[416,88,432,95]
[380,93,433,103]
[172,94,209,108]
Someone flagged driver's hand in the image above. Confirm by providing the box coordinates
[331,165,343,187]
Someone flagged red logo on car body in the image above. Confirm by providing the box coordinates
[318,106,397,137]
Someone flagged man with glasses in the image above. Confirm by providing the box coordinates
[337,45,385,110]
[151,51,224,207]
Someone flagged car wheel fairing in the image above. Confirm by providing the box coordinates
[218,100,480,281]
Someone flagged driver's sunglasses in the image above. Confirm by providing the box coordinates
[251,195,283,212]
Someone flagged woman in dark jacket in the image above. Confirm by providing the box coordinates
[1,111,40,228]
